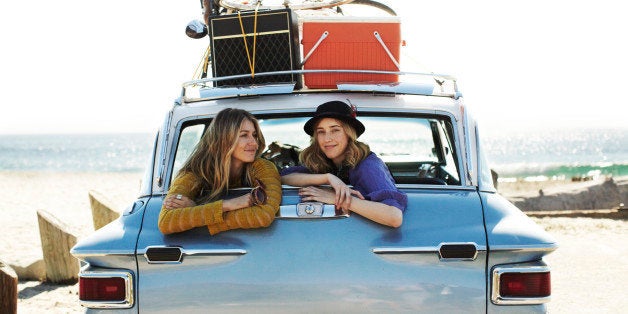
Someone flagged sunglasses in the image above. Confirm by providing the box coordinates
[251,179,267,206]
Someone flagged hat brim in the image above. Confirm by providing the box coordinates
[304,113,365,137]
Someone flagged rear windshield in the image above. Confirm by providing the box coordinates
[172,115,461,186]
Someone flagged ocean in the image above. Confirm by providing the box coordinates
[482,126,627,181]
[0,133,155,173]
[1,128,626,181]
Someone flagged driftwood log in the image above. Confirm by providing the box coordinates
[36,210,79,284]
[0,259,18,314]
[88,190,120,230]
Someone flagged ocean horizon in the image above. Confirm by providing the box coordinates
[1,127,626,181]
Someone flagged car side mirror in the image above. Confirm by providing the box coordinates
[185,20,208,39]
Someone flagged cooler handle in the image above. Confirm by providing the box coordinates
[301,31,329,66]
[373,31,401,70]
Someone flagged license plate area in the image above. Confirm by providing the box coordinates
[278,202,348,219]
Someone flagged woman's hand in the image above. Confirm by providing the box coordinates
[325,174,364,210]
[164,194,196,210]
[222,193,254,212]
[299,185,363,212]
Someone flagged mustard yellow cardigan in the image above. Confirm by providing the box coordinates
[158,158,281,235]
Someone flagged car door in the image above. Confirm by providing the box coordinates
[135,114,487,313]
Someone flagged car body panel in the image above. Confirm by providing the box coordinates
[135,186,487,313]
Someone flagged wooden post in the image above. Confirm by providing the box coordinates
[1,259,18,314]
[36,210,79,284]
[88,190,120,230]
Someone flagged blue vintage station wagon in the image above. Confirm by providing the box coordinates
[71,0,556,312]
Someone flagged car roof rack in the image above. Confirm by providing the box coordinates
[180,69,460,103]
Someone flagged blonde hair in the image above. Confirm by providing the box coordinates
[300,118,370,173]
[177,108,265,202]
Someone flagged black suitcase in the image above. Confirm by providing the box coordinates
[208,9,301,87]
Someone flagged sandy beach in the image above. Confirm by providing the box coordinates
[1,171,626,313]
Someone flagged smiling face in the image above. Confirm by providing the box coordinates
[231,119,259,168]
[315,118,349,166]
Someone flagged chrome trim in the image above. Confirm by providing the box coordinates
[72,251,135,260]
[182,248,247,256]
[395,184,476,191]
[490,243,558,253]
[277,214,350,220]
[198,83,296,98]
[373,246,440,254]
[491,265,551,305]
[156,111,173,187]
[185,69,454,83]
[460,103,474,185]
[277,203,349,219]
[297,202,324,217]
[139,246,247,264]
[337,81,435,95]
[181,69,458,100]
[79,269,134,309]
[373,242,487,255]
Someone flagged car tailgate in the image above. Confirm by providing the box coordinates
[135,188,486,313]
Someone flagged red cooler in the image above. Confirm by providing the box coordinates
[301,17,401,89]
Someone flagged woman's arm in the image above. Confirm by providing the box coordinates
[159,159,282,235]
[206,158,282,235]
[158,172,229,235]
[282,172,363,210]
[348,197,403,228]
[281,172,329,186]
[298,186,402,227]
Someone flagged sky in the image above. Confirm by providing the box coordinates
[1,0,626,135]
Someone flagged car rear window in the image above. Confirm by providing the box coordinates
[172,115,461,186]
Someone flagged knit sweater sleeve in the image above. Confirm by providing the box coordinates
[350,153,408,211]
[207,158,281,235]
[158,172,226,235]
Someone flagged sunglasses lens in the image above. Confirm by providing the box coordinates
[255,188,266,204]
[251,186,266,205]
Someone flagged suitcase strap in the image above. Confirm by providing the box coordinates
[237,4,261,77]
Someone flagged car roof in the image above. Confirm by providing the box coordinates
[171,91,463,122]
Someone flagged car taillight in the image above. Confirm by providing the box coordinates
[78,270,133,309]
[500,272,551,297]
[492,265,551,305]
[80,277,126,301]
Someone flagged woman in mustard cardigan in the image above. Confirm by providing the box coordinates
[158,108,281,236]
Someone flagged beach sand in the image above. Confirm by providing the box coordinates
[0,171,143,267]
[1,171,626,313]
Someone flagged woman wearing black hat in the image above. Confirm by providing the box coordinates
[281,101,407,227]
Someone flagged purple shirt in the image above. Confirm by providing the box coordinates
[280,152,408,211]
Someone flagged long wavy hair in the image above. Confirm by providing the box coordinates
[177,108,265,202]
[300,118,370,174]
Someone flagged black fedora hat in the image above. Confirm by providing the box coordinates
[303,101,365,137]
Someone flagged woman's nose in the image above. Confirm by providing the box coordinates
[249,136,258,145]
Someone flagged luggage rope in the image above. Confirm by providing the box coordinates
[238,4,260,78]
[193,45,212,80]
